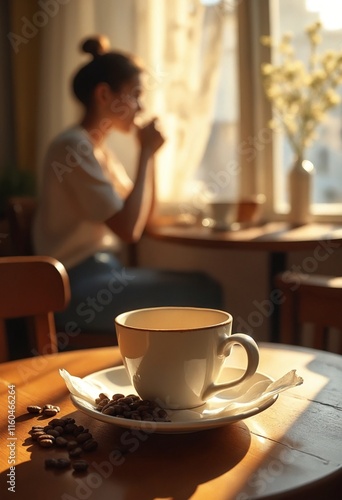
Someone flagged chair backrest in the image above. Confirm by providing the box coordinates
[6,196,37,255]
[0,256,71,362]
[275,272,342,353]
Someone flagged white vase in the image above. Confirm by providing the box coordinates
[288,156,314,225]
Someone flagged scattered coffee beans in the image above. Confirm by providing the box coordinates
[28,391,170,479]
[28,406,96,476]
[95,393,170,422]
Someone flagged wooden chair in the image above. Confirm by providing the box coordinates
[0,255,71,362]
[275,271,342,353]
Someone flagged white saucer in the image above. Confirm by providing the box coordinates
[70,365,278,434]
[202,217,241,232]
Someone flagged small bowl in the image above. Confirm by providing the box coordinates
[237,195,265,224]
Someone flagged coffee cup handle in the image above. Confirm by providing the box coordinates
[202,333,259,401]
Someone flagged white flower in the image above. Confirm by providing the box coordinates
[260,22,342,158]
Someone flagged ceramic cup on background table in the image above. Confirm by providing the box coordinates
[208,201,239,230]
[115,307,259,409]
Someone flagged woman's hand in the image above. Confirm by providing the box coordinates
[136,119,165,157]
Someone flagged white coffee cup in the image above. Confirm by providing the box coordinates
[115,307,259,409]
[209,202,238,229]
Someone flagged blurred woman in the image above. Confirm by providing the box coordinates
[33,36,223,342]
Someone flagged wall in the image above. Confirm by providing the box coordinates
[9,0,42,172]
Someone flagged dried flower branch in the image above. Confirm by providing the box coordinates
[261,22,342,158]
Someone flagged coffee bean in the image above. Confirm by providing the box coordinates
[82,438,98,452]
[141,412,154,421]
[55,458,71,469]
[72,460,89,472]
[30,426,45,432]
[47,429,60,438]
[95,399,110,410]
[102,402,125,417]
[53,425,64,435]
[64,423,78,434]
[30,430,46,441]
[95,393,109,404]
[55,436,68,447]
[43,408,58,417]
[61,417,75,424]
[66,440,78,451]
[102,406,118,416]
[95,392,170,422]
[112,393,125,401]
[49,418,66,427]
[27,405,42,414]
[69,447,83,458]
[127,394,141,401]
[27,407,99,478]
[45,458,58,468]
[130,412,142,420]
[73,425,85,437]
[38,433,55,442]
[76,432,92,444]
[38,437,55,448]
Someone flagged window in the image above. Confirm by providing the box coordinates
[194,0,342,221]
[270,0,342,217]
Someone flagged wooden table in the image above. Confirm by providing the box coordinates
[1,343,341,499]
[146,221,342,341]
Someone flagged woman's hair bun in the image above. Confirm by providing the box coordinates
[81,35,111,58]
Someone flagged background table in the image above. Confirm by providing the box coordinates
[1,343,341,499]
[146,221,342,340]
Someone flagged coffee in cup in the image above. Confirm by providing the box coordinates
[115,307,259,409]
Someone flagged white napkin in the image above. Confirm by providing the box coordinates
[59,368,105,404]
[60,367,303,418]
[203,369,304,416]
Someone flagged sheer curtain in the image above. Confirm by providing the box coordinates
[134,0,225,205]
[35,0,224,206]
